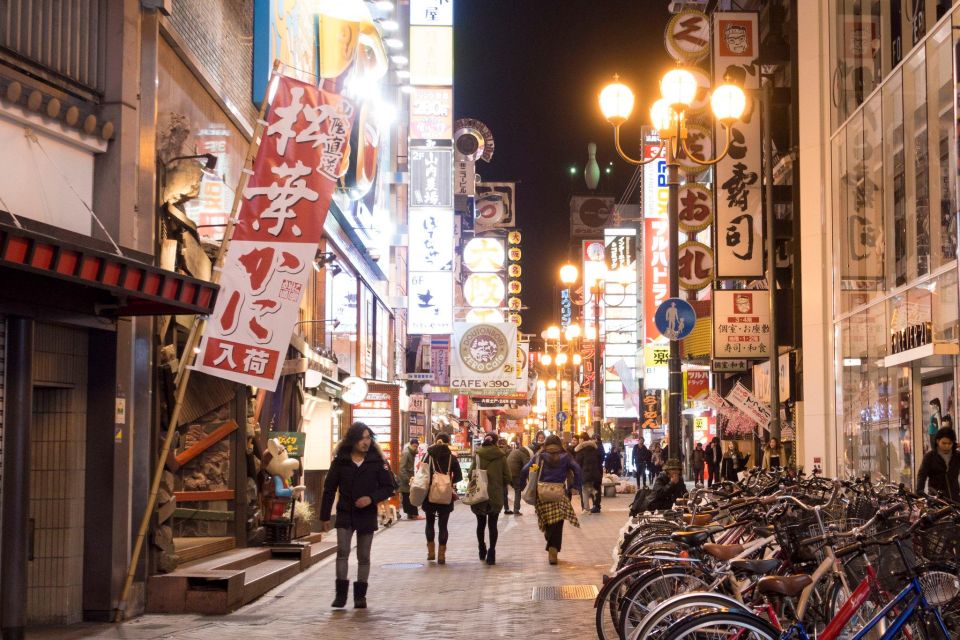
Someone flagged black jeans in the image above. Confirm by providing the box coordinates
[592,479,603,509]
[707,464,719,486]
[424,509,449,545]
[503,486,511,512]
[475,512,499,550]
[545,521,564,551]
[401,491,419,517]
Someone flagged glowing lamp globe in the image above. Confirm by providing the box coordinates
[599,80,635,126]
[650,99,673,135]
[660,68,697,111]
[710,83,747,124]
[541,354,553,366]
[572,353,582,366]
[555,352,568,366]
[559,263,579,285]
[547,379,557,390]
[564,324,581,340]
[545,325,561,341]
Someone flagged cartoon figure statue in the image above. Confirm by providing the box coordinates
[260,438,306,521]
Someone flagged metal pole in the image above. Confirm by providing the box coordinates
[593,285,602,433]
[762,81,781,443]
[1,317,33,640]
[666,141,682,466]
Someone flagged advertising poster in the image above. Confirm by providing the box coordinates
[570,195,616,238]
[410,146,454,208]
[197,75,353,390]
[408,271,454,334]
[450,323,517,393]
[712,290,772,359]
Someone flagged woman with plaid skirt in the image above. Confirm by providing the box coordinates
[520,435,582,565]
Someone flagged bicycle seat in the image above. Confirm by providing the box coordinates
[756,575,812,597]
[682,513,715,527]
[730,559,781,576]
[671,530,712,546]
[703,543,744,561]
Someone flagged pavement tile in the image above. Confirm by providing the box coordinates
[28,495,634,640]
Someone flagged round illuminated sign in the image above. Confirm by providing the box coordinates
[508,280,522,294]
[341,376,369,405]
[458,324,510,373]
[464,273,506,307]
[508,264,522,278]
[507,231,522,245]
[463,238,505,272]
[508,247,522,262]
[507,296,522,310]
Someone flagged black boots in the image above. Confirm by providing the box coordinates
[478,541,487,561]
[353,581,368,609]
[332,579,349,608]
[486,548,496,565]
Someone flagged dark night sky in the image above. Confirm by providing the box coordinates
[454,0,672,335]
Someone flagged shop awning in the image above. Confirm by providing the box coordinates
[0,216,218,317]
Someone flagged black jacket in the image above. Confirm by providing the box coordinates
[916,448,960,501]
[705,443,722,467]
[320,446,397,534]
[633,445,652,466]
[604,450,623,475]
[422,443,463,513]
[646,472,689,511]
[575,440,604,483]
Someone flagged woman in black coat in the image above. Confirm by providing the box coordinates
[320,423,397,609]
[421,433,463,564]
[575,433,604,513]
[917,427,960,501]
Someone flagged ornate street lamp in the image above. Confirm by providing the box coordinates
[599,67,746,470]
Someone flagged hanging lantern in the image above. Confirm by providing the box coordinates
[508,231,522,244]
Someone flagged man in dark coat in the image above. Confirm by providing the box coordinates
[320,423,397,609]
[917,427,960,501]
[633,441,652,487]
[575,434,604,513]
[705,437,722,486]
[646,459,688,511]
[506,443,534,515]
[398,438,421,520]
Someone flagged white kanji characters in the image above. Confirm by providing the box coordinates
[212,343,238,370]
[244,160,318,237]
[267,86,306,156]
[243,348,271,375]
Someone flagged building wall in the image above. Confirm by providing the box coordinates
[0,316,5,556]
[28,323,89,625]
[166,0,257,130]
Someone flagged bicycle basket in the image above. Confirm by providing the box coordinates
[916,522,960,563]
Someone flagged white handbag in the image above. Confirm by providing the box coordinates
[461,455,490,505]
[409,454,431,507]
[428,455,454,505]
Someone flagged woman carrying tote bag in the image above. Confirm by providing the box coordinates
[520,435,582,565]
[421,434,462,564]
[470,433,511,565]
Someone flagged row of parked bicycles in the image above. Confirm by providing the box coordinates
[596,468,960,639]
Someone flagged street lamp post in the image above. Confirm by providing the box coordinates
[599,69,746,469]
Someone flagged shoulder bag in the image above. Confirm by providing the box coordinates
[428,454,454,505]
[460,454,489,505]
[521,454,541,505]
[409,453,431,507]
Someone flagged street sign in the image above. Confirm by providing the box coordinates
[556,411,568,425]
[655,298,697,340]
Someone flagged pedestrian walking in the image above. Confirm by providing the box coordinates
[604,446,623,475]
[916,427,960,501]
[506,441,534,515]
[633,441,652,487]
[761,437,784,469]
[532,430,546,453]
[705,437,722,486]
[692,442,705,486]
[398,438,422,520]
[471,432,511,565]
[498,437,513,514]
[566,434,580,457]
[650,441,663,477]
[720,441,742,482]
[320,422,397,609]
[575,432,604,513]
[521,435,582,565]
[421,433,462,564]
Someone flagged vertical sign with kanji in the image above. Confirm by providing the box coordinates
[713,12,763,278]
[197,75,354,390]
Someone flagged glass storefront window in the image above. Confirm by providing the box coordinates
[359,286,374,379]
[327,265,358,375]
[903,49,930,279]
[831,1,882,130]
[928,22,959,268]
[882,70,907,286]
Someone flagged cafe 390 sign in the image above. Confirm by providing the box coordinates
[450,322,518,393]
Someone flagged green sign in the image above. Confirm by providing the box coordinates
[275,432,306,458]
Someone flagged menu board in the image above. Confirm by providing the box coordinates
[352,392,393,459]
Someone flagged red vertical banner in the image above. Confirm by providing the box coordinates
[197,75,354,390]
[643,217,670,345]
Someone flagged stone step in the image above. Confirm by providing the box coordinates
[241,558,302,605]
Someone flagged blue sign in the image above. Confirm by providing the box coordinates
[556,411,568,425]
[655,298,697,341]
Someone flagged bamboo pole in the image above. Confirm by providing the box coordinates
[113,62,280,621]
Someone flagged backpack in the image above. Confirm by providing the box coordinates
[428,455,454,504]
[629,486,653,516]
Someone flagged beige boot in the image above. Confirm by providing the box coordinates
[437,545,446,564]
[548,547,558,565]
[427,541,436,561]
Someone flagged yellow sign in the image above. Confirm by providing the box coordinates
[463,238,505,272]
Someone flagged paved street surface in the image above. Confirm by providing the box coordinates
[29,496,631,640]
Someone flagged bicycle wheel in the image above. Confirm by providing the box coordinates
[629,592,747,640]
[617,565,716,639]
[661,608,780,640]
[595,562,656,640]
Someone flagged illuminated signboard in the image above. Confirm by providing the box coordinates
[411,0,454,25]
[410,146,454,208]
[463,237,506,272]
[409,209,454,272]
[464,273,506,308]
[603,228,639,419]
[352,392,393,459]
[408,271,454,334]
[410,26,453,86]
[409,87,453,140]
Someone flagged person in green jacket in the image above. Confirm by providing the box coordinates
[398,438,422,520]
[471,432,512,565]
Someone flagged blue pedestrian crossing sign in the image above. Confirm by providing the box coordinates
[556,411,568,424]
[655,298,696,340]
